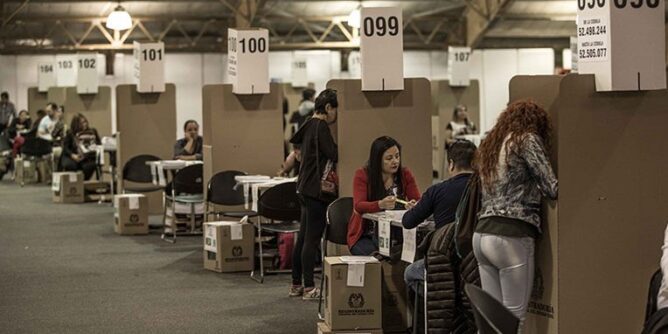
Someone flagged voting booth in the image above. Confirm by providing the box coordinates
[509,74,668,333]
[116,84,177,214]
[201,83,284,197]
[327,78,432,198]
[62,87,113,137]
[430,80,480,179]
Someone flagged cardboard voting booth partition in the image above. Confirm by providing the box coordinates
[47,87,67,107]
[116,84,177,214]
[508,74,668,334]
[430,80,480,179]
[63,86,113,137]
[201,83,284,198]
[326,78,432,197]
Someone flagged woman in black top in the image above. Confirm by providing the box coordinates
[288,89,338,300]
[8,110,31,139]
[61,113,100,180]
[173,120,203,160]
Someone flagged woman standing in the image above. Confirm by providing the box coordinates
[288,89,338,300]
[347,136,420,256]
[60,113,100,180]
[473,100,557,332]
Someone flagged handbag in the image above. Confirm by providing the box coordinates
[314,120,338,201]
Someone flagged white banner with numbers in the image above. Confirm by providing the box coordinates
[133,42,165,93]
[448,46,471,87]
[227,28,270,94]
[55,55,77,87]
[360,7,404,91]
[38,63,56,93]
[577,0,665,91]
[76,53,99,94]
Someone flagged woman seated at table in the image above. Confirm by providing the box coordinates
[173,120,202,161]
[445,104,477,149]
[347,136,421,256]
[61,113,100,180]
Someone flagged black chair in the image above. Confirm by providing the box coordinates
[464,284,520,334]
[205,170,258,220]
[19,136,53,186]
[122,154,163,193]
[251,181,301,283]
[318,197,353,319]
[162,164,205,243]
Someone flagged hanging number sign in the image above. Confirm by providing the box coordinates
[76,53,99,94]
[577,0,665,91]
[227,28,270,95]
[360,7,404,91]
[448,46,472,87]
[38,62,56,93]
[291,56,308,87]
[55,54,77,87]
[133,42,165,93]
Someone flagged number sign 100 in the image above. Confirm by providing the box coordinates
[363,16,400,37]
[142,49,163,62]
[578,0,660,9]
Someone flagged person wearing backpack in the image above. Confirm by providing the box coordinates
[402,140,476,293]
[288,89,338,300]
[473,100,557,333]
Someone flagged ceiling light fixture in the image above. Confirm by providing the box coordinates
[106,3,132,31]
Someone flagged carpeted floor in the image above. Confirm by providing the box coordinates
[0,180,319,333]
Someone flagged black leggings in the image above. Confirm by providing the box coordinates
[291,194,328,288]
[61,155,97,180]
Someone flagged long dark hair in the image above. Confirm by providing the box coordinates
[476,99,552,190]
[70,113,89,135]
[366,136,403,201]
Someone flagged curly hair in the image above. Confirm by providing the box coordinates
[476,99,552,190]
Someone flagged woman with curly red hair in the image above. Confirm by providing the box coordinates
[473,99,558,332]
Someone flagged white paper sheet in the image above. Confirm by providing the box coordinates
[347,263,366,287]
[157,164,166,186]
[378,217,391,257]
[401,227,417,263]
[51,173,61,191]
[251,183,260,212]
[243,183,250,209]
[230,224,243,241]
[150,164,157,185]
[204,224,217,253]
[68,173,78,182]
[128,196,139,210]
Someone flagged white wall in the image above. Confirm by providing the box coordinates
[0,48,555,137]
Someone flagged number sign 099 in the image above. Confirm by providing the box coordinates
[363,16,399,37]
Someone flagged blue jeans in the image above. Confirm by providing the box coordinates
[404,259,425,295]
[350,235,378,256]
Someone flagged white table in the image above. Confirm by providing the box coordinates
[234,175,297,211]
[362,211,435,263]
[146,160,203,186]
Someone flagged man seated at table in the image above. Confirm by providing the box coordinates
[174,120,202,161]
[402,140,477,293]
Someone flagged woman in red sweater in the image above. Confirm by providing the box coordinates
[347,136,421,255]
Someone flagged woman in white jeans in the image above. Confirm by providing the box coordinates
[473,100,558,332]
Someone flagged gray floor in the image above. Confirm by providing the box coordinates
[0,180,318,334]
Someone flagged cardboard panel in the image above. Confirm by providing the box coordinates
[116,84,177,213]
[202,83,284,178]
[557,74,667,333]
[63,87,112,137]
[431,80,480,179]
[47,87,67,107]
[507,74,668,333]
[327,78,432,197]
[509,75,563,334]
[27,87,49,121]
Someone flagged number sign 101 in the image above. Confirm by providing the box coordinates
[142,49,163,62]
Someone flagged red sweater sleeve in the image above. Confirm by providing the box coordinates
[353,168,381,214]
[403,168,421,202]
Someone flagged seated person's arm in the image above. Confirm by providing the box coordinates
[278,151,297,176]
[402,186,434,229]
[173,140,187,159]
[353,169,381,214]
